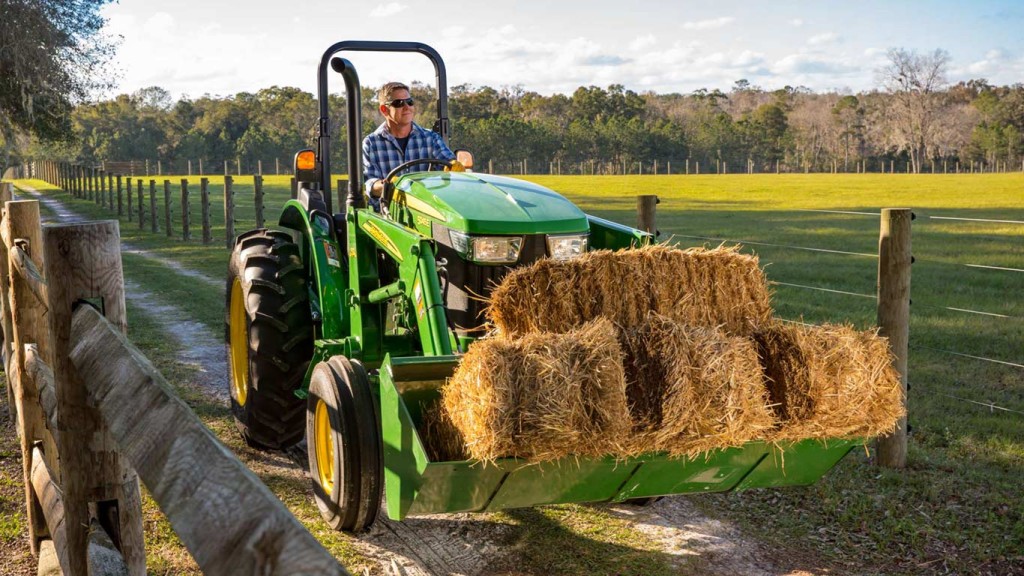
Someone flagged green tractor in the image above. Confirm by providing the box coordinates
[225,41,860,532]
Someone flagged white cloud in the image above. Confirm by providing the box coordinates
[682,17,735,30]
[807,32,841,46]
[630,34,657,51]
[370,3,407,18]
[773,53,859,76]
[790,19,804,27]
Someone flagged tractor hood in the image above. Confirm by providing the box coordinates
[396,172,589,235]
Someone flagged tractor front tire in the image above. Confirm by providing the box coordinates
[226,229,312,450]
[307,357,382,532]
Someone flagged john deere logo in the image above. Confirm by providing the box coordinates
[362,221,403,261]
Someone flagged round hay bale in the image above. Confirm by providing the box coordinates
[442,318,631,462]
[753,322,906,441]
[487,244,773,338]
[619,313,776,457]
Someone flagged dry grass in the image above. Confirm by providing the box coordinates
[432,244,903,463]
[619,313,776,457]
[441,318,631,462]
[488,244,772,338]
[418,398,469,462]
[753,322,905,441]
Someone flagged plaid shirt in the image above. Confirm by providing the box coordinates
[362,121,455,208]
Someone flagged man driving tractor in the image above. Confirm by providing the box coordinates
[362,81,458,210]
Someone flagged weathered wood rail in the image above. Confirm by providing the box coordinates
[0,187,347,575]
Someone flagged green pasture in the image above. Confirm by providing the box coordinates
[13,173,1024,574]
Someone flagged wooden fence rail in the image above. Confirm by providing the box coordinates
[0,194,347,575]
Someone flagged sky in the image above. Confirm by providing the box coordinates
[99,0,1024,101]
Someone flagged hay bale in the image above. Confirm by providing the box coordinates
[487,244,772,338]
[418,399,469,462]
[442,318,631,462]
[753,322,905,441]
[619,313,776,457]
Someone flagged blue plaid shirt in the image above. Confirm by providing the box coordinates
[362,121,455,208]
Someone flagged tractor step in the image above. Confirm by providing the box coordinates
[378,355,861,520]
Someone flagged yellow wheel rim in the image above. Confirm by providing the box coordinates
[314,399,335,493]
[229,278,249,406]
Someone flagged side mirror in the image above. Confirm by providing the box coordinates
[455,149,474,171]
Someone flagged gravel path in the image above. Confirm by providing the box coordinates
[12,184,809,576]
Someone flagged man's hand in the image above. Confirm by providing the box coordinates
[445,160,465,172]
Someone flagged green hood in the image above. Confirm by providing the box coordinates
[398,172,589,235]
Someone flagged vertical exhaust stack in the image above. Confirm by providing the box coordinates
[316,40,451,214]
[329,57,364,211]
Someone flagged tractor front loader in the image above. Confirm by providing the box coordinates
[225,41,861,533]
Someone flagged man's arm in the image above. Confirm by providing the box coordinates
[362,136,385,198]
[431,131,456,161]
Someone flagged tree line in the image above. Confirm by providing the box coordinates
[7,20,1024,176]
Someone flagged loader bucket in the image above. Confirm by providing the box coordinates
[378,355,862,521]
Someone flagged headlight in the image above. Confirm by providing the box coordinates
[449,231,523,264]
[546,233,588,260]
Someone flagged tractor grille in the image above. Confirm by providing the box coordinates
[432,223,547,335]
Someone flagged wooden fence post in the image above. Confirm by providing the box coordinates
[108,173,114,211]
[4,200,52,555]
[180,179,191,241]
[149,180,158,233]
[98,170,106,208]
[224,176,234,248]
[876,208,912,469]
[86,168,93,202]
[125,177,133,219]
[200,178,211,245]
[254,175,265,229]
[137,180,145,230]
[116,176,124,217]
[0,184,15,415]
[637,195,658,236]
[43,220,146,575]
[164,181,173,237]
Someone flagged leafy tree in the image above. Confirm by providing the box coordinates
[0,0,117,171]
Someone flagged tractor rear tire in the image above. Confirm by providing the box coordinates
[225,229,312,451]
[306,357,382,532]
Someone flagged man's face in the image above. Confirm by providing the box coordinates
[381,88,415,128]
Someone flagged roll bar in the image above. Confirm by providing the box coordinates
[316,41,449,211]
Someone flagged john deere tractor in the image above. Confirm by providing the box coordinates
[225,41,859,532]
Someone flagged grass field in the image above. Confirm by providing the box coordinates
[4,173,1023,574]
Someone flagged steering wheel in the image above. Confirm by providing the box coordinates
[381,158,458,206]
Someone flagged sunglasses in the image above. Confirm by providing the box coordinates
[386,97,415,108]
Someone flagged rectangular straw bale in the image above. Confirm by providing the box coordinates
[487,244,772,337]
[619,313,776,457]
[753,322,905,441]
[442,318,630,462]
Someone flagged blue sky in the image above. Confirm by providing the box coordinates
[101,0,1024,99]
